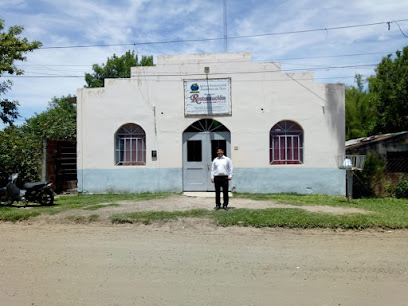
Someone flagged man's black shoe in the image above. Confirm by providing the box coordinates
[223,206,228,211]
[214,206,221,210]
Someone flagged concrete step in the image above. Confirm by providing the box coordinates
[183,192,233,198]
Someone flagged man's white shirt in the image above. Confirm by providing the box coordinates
[211,156,233,179]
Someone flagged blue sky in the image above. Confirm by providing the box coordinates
[1,0,408,127]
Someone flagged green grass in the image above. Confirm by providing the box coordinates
[66,215,87,223]
[111,209,210,225]
[83,203,120,211]
[67,214,100,223]
[0,206,40,222]
[110,194,408,229]
[0,192,407,229]
[233,193,350,206]
[0,193,172,222]
[88,214,99,221]
[44,193,172,215]
[227,193,408,229]
[55,193,172,208]
[212,208,375,229]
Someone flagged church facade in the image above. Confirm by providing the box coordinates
[77,52,345,195]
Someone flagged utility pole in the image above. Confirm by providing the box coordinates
[223,0,228,52]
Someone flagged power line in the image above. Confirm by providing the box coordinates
[19,64,93,67]
[6,63,377,78]
[38,19,408,50]
[120,64,379,77]
[270,62,327,105]
[17,51,394,68]
[272,51,390,61]
[227,19,408,39]
[2,75,365,82]
[395,21,408,38]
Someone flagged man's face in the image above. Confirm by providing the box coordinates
[217,149,224,157]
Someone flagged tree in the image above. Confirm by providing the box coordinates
[0,19,42,125]
[367,46,408,134]
[345,74,375,140]
[0,96,76,185]
[0,125,43,185]
[0,81,19,125]
[24,96,77,141]
[85,50,154,88]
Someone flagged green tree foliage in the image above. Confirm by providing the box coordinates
[345,47,408,139]
[355,153,386,197]
[85,50,154,88]
[368,46,408,134]
[0,96,76,185]
[0,80,19,125]
[24,96,77,141]
[395,174,408,198]
[0,126,42,185]
[345,74,375,140]
[0,19,42,125]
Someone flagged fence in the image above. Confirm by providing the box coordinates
[386,152,408,173]
[44,140,77,193]
[351,152,408,198]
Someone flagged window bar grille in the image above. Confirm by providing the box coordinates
[298,136,301,162]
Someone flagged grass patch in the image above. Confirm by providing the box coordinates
[213,208,375,229]
[234,193,350,206]
[0,193,173,222]
[83,204,120,211]
[1,192,407,229]
[88,214,99,221]
[66,215,86,223]
[54,193,172,211]
[111,209,210,224]
[67,214,100,223]
[230,193,408,229]
[0,207,40,222]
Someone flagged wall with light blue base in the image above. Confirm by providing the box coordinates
[232,168,345,195]
[77,168,183,194]
[78,168,345,195]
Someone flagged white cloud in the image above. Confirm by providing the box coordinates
[0,0,27,9]
[1,0,408,124]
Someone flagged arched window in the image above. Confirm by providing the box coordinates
[270,120,303,165]
[183,119,229,132]
[115,123,146,166]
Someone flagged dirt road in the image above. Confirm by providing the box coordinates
[0,221,407,306]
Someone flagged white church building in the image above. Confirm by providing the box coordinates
[77,52,345,195]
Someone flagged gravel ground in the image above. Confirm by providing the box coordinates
[1,194,405,306]
[0,222,407,306]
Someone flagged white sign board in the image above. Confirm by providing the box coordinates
[184,78,231,116]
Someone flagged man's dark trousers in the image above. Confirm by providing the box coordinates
[214,175,229,206]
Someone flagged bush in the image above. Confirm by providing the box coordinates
[354,153,385,197]
[0,96,76,187]
[0,126,42,186]
[395,174,408,199]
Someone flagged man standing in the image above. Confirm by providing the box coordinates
[211,148,233,210]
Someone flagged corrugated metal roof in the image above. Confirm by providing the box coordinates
[346,131,408,149]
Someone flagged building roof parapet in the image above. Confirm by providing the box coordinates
[157,52,252,65]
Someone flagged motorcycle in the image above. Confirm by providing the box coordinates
[0,173,56,206]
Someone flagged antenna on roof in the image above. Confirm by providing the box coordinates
[223,0,228,52]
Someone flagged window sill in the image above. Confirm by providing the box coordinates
[116,163,146,167]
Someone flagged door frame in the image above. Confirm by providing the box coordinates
[182,130,231,191]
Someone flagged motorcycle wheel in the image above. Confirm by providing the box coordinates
[39,189,54,205]
[2,198,13,206]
